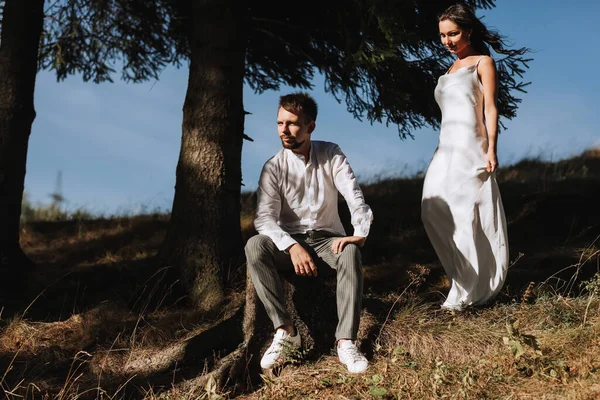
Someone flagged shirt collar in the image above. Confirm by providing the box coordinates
[285,143,313,165]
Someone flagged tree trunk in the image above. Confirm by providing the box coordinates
[0,0,44,280]
[158,1,246,311]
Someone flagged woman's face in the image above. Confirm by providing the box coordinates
[439,19,471,54]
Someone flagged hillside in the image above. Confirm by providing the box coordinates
[0,149,598,399]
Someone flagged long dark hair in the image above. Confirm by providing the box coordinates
[438,3,526,57]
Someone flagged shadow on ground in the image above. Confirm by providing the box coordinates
[0,150,597,398]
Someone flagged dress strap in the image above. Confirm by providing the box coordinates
[474,56,487,69]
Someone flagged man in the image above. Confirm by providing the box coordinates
[245,92,373,373]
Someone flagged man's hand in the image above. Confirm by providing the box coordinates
[287,243,318,277]
[331,236,366,254]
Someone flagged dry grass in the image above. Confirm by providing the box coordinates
[0,148,598,399]
[237,294,600,400]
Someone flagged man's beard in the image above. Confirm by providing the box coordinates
[281,137,304,150]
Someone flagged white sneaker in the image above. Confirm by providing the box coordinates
[260,329,302,369]
[337,340,368,373]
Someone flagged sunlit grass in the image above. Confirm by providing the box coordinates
[1,147,598,399]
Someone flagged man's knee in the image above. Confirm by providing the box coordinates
[245,234,276,262]
[340,244,362,268]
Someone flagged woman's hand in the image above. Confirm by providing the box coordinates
[486,151,499,173]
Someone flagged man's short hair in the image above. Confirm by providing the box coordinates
[279,92,318,123]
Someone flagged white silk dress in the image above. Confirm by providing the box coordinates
[421,57,509,310]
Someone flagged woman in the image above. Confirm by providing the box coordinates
[421,3,511,310]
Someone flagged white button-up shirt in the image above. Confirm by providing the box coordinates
[254,140,374,251]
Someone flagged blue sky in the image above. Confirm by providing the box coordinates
[25,0,600,214]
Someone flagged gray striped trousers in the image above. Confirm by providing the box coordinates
[245,232,363,340]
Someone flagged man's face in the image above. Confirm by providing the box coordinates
[277,106,315,152]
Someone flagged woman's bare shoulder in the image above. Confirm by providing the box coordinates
[478,56,496,70]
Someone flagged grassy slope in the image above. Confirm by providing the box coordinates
[0,149,598,399]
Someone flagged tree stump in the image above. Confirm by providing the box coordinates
[164,264,378,398]
[243,265,341,367]
[170,267,339,396]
